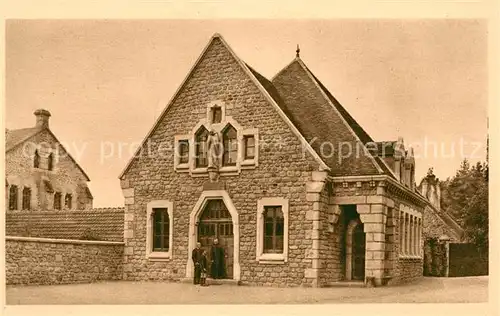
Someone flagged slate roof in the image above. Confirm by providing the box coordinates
[6,208,124,242]
[5,126,91,181]
[5,127,41,152]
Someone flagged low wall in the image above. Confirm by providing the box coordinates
[394,257,423,285]
[6,236,124,285]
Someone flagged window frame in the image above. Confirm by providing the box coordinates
[54,192,62,210]
[263,206,285,254]
[256,197,289,264]
[65,193,72,210]
[9,185,18,210]
[222,124,238,167]
[243,135,255,160]
[48,153,54,171]
[146,200,174,260]
[34,150,40,168]
[22,187,31,210]
[195,127,209,169]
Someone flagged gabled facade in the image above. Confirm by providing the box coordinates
[5,109,93,211]
[119,34,428,287]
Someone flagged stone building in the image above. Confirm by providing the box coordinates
[119,33,429,287]
[418,169,464,242]
[5,109,93,211]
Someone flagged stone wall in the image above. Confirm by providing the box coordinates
[121,37,321,287]
[395,258,423,284]
[6,236,124,285]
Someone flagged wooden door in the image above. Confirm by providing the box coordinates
[197,199,234,279]
[352,224,366,281]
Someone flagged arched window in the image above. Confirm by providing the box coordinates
[22,187,31,210]
[152,208,170,252]
[195,127,209,168]
[65,193,72,210]
[9,185,18,210]
[48,153,54,171]
[222,125,237,166]
[263,206,284,253]
[34,150,40,168]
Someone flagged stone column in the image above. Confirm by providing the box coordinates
[358,203,387,286]
[304,171,327,287]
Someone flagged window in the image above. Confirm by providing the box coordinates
[222,125,237,166]
[212,106,222,124]
[399,210,405,255]
[263,206,284,253]
[9,185,18,210]
[153,208,170,252]
[34,150,40,168]
[195,127,209,168]
[178,140,189,164]
[256,197,289,263]
[244,135,255,159]
[22,187,31,210]
[146,200,174,260]
[48,153,54,171]
[54,192,62,210]
[65,193,72,209]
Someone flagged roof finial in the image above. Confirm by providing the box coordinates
[296,44,300,58]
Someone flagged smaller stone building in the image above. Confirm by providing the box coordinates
[5,109,93,211]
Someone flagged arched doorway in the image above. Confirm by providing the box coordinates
[197,199,234,279]
[345,219,366,281]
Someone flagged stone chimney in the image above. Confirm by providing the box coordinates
[34,109,51,128]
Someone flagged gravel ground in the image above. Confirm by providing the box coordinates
[6,276,488,305]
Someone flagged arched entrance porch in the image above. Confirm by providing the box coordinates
[186,190,240,280]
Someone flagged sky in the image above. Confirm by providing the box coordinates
[5,20,488,207]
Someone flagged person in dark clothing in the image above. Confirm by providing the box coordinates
[200,250,209,286]
[192,242,203,285]
[210,238,225,279]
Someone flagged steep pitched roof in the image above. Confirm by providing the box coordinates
[5,127,41,152]
[119,34,329,179]
[5,126,91,181]
[271,58,390,177]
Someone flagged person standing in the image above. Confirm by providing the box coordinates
[210,238,225,279]
[200,250,209,287]
[192,242,203,285]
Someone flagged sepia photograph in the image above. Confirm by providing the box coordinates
[3,17,491,308]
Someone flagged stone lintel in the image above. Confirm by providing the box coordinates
[367,195,386,205]
[357,204,370,214]
[331,196,366,204]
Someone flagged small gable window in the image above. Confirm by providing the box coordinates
[222,125,237,166]
[22,187,31,210]
[9,185,18,210]
[178,140,189,164]
[65,193,72,210]
[244,135,255,160]
[34,150,40,168]
[54,192,62,210]
[195,127,209,168]
[212,106,222,124]
[48,153,54,171]
[152,208,170,252]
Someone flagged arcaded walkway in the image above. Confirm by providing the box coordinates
[6,276,488,304]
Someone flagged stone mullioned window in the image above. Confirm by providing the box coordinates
[399,205,422,258]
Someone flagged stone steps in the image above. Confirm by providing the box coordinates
[325,281,366,288]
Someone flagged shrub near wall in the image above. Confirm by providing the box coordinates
[6,237,124,285]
